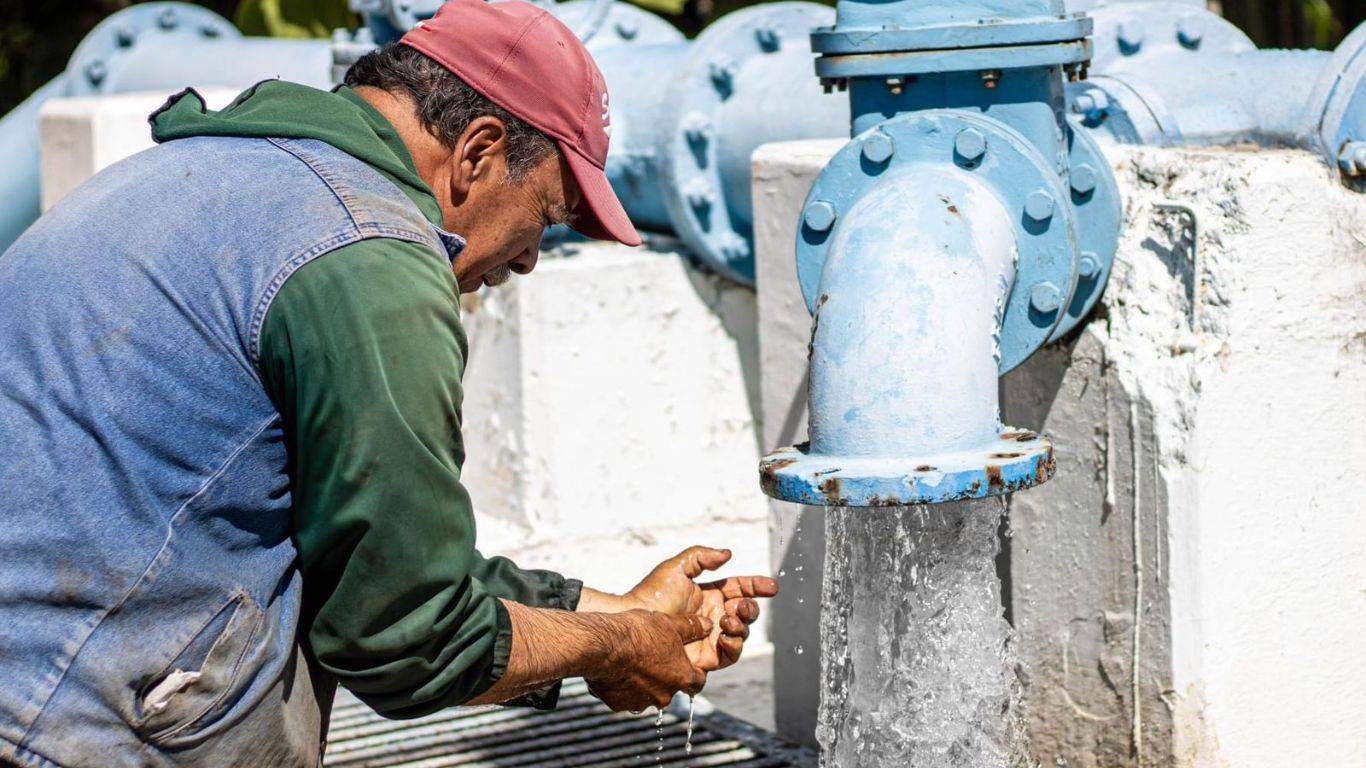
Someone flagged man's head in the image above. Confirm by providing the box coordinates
[344,0,639,293]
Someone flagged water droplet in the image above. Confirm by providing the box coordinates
[794,644,804,655]
[778,569,787,577]
[685,696,695,754]
[794,565,804,572]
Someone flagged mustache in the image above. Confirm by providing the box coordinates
[481,264,513,287]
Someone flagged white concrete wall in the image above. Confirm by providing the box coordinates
[35,92,776,650]
[39,89,240,211]
[752,139,1366,765]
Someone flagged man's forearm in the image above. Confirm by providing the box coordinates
[467,600,616,705]
[576,586,636,614]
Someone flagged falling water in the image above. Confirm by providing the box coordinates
[816,500,1027,768]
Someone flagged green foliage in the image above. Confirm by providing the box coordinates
[234,0,357,38]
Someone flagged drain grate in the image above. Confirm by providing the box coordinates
[324,679,814,768]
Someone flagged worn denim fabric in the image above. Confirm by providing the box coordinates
[0,136,459,768]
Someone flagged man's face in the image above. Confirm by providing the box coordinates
[434,117,581,293]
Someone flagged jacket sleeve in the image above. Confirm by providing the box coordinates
[257,236,578,717]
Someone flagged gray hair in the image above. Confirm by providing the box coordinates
[344,43,556,181]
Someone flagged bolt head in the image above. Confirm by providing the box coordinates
[85,60,107,86]
[157,8,179,29]
[115,25,137,47]
[200,24,222,38]
[1030,282,1063,314]
[804,200,838,232]
[1117,18,1145,51]
[1071,164,1099,195]
[1078,252,1100,279]
[955,128,987,162]
[1338,141,1366,177]
[1071,89,1110,117]
[861,132,894,164]
[1177,16,1203,48]
[755,26,780,52]
[719,233,751,261]
[615,18,639,39]
[709,59,735,90]
[682,112,713,143]
[1025,189,1056,220]
[685,179,714,209]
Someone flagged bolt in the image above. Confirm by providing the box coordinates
[719,233,751,261]
[685,179,714,209]
[683,112,713,144]
[85,60,107,87]
[615,17,639,40]
[115,25,137,48]
[1071,163,1098,195]
[1117,18,1144,51]
[200,24,221,38]
[709,59,735,93]
[1025,189,1056,220]
[861,131,894,164]
[885,76,905,96]
[1071,90,1110,118]
[1030,282,1063,313]
[755,25,780,52]
[157,8,179,30]
[1338,141,1366,177]
[1078,252,1100,279]
[955,128,987,162]
[803,200,838,232]
[981,70,1002,89]
[1177,16,1203,48]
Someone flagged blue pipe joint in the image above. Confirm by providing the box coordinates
[794,112,1080,373]
[1304,22,1366,181]
[761,111,1067,507]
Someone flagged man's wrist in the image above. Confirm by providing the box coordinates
[577,586,642,614]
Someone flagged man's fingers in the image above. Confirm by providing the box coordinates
[720,614,749,639]
[724,597,761,623]
[678,546,732,578]
[685,667,708,696]
[705,575,779,600]
[718,634,743,666]
[672,613,714,643]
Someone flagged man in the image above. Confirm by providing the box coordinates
[0,1,776,765]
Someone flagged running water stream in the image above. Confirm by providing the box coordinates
[816,500,1028,768]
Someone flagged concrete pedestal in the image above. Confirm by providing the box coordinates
[752,139,1366,766]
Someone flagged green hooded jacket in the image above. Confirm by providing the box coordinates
[151,80,581,717]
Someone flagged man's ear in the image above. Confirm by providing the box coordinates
[449,116,509,205]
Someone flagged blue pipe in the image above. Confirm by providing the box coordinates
[760,0,1126,506]
[0,2,331,253]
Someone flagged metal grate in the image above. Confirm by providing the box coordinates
[324,679,814,768]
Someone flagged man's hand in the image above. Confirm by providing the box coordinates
[585,610,713,713]
[580,546,779,671]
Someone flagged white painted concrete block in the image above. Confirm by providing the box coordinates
[752,139,1366,765]
[38,89,239,211]
[459,239,772,647]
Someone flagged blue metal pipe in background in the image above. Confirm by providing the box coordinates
[0,2,331,253]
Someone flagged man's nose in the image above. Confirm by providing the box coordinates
[510,246,539,276]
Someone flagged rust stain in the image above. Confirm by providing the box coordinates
[914,464,937,472]
[1000,431,1038,442]
[986,465,1005,493]
[762,457,798,473]
[819,476,843,503]
[989,452,1024,460]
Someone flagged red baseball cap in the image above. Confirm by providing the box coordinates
[400,0,641,246]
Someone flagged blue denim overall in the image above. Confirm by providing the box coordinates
[0,133,458,767]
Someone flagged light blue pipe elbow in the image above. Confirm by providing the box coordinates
[0,77,68,253]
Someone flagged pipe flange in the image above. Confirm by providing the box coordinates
[796,110,1080,373]
[760,429,1055,506]
[66,2,239,96]
[556,0,684,50]
[1302,22,1366,173]
[815,40,1092,80]
[1087,2,1253,72]
[1050,122,1122,341]
[812,14,1092,56]
[657,2,835,285]
[1068,75,1183,146]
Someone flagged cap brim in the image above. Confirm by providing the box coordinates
[560,142,642,247]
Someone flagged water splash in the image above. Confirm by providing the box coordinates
[685,696,696,754]
[817,501,1028,768]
